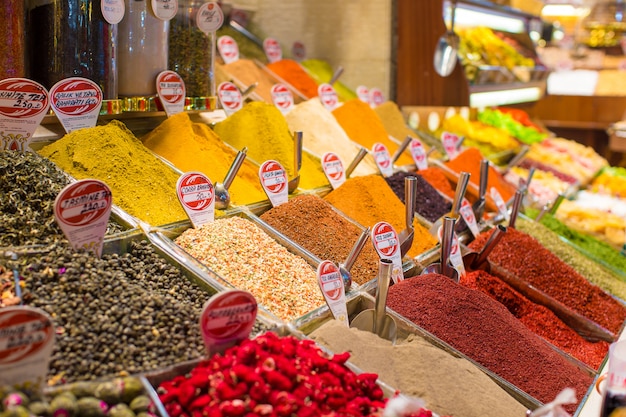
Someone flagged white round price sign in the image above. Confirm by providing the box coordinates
[317,260,348,326]
[157,70,186,117]
[356,86,370,104]
[271,83,294,114]
[371,221,404,284]
[410,138,428,170]
[292,41,306,61]
[176,172,215,228]
[218,35,240,64]
[318,83,339,111]
[372,142,393,177]
[196,2,224,34]
[263,38,282,63]
[50,77,103,133]
[217,82,243,115]
[259,160,288,207]
[369,88,385,107]
[321,152,346,189]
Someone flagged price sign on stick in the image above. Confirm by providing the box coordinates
[271,83,294,114]
[317,261,348,326]
[259,160,288,207]
[321,152,346,189]
[459,198,480,237]
[217,82,243,115]
[152,0,178,20]
[410,138,428,171]
[491,187,510,222]
[369,88,385,107]
[218,35,240,64]
[356,86,370,105]
[442,131,461,159]
[196,2,224,34]
[50,77,102,133]
[437,225,466,278]
[157,70,186,117]
[372,143,394,177]
[318,83,339,111]
[292,41,306,61]
[0,78,50,152]
[263,37,282,63]
[101,0,124,24]
[371,222,404,284]
[177,172,215,228]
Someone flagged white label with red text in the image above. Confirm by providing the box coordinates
[177,172,215,228]
[318,83,339,111]
[369,88,385,108]
[292,41,306,61]
[0,306,55,388]
[371,222,404,284]
[356,86,370,104]
[259,160,288,207]
[442,131,460,159]
[217,82,243,115]
[101,0,125,24]
[321,152,346,189]
[0,78,50,152]
[50,77,102,133]
[218,35,239,64]
[263,38,282,63]
[152,0,178,20]
[491,187,510,221]
[271,83,294,115]
[54,179,112,257]
[317,261,348,326]
[410,138,428,170]
[459,198,480,237]
[372,142,393,177]
[437,225,466,277]
[157,70,186,117]
[196,2,224,34]
[200,290,257,354]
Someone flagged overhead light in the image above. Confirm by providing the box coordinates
[542,4,590,17]
[450,7,526,33]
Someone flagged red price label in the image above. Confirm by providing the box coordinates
[410,139,428,170]
[260,160,287,194]
[372,222,399,258]
[0,307,54,366]
[318,261,342,301]
[177,172,214,211]
[0,78,49,119]
[218,35,239,64]
[369,88,385,107]
[271,83,294,114]
[442,131,460,158]
[372,142,393,177]
[263,38,282,63]
[356,86,370,104]
[322,152,345,182]
[50,78,102,116]
[318,83,338,111]
[217,82,243,114]
[292,41,306,61]
[157,71,185,104]
[54,180,112,227]
[200,290,257,350]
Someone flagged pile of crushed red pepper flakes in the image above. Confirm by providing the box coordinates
[157,332,449,417]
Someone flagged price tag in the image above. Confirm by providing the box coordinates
[176,172,215,228]
[270,83,294,115]
[356,86,370,104]
[408,111,420,130]
[317,261,348,326]
[410,138,428,170]
[259,160,288,207]
[318,83,339,111]
[0,78,50,152]
[49,77,102,133]
[459,198,480,237]
[427,112,440,132]
[371,222,404,284]
[491,187,510,221]
[442,131,460,159]
[321,152,346,189]
[196,2,224,34]
[437,225,466,278]
[152,0,178,20]
[54,179,112,257]
[217,82,243,115]
[200,290,257,355]
[369,88,385,108]
[372,142,393,177]
[0,306,55,388]
[292,41,306,61]
[217,35,240,64]
[263,37,282,63]
[101,0,125,24]
[156,70,186,117]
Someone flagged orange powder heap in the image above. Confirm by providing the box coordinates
[266,59,319,99]
[332,99,414,166]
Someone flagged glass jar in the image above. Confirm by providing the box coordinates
[27,0,118,100]
[0,1,25,79]
[118,0,169,98]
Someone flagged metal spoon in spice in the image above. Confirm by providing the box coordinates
[472,159,489,221]
[339,227,370,290]
[350,258,397,343]
[534,192,565,222]
[508,189,524,229]
[399,176,417,257]
[462,224,507,273]
[215,147,248,209]
[288,131,303,193]
[422,216,459,281]
[391,135,413,165]
[329,66,344,85]
[345,147,369,179]
[429,171,470,236]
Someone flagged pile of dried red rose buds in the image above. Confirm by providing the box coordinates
[157,332,444,417]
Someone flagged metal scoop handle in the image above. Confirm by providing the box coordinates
[329,66,344,85]
[241,82,258,100]
[473,224,507,267]
[405,176,417,231]
[223,147,248,190]
[451,171,470,217]
[520,167,536,193]
[293,131,303,175]
[343,227,370,272]
[550,192,565,215]
[478,159,489,200]
[441,216,457,279]
[392,136,412,163]
[504,145,530,173]
[375,259,394,335]
[345,147,368,179]
[508,190,524,229]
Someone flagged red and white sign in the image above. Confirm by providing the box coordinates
[152,0,178,20]
[437,225,466,277]
[356,86,370,105]
[259,160,288,207]
[263,38,282,63]
[270,83,294,115]
[217,82,243,115]
[156,70,186,117]
[176,172,215,228]
[196,2,224,34]
[318,83,339,111]
[317,261,348,326]
[54,179,112,257]
[372,142,393,177]
[50,77,102,133]
[410,138,428,171]
[369,88,385,108]
[371,222,404,284]
[321,152,346,189]
[0,306,55,387]
[491,187,510,222]
[0,78,50,152]
[292,41,306,61]
[101,0,125,24]
[200,290,257,355]
[217,35,240,64]
[459,198,480,237]
[442,131,461,159]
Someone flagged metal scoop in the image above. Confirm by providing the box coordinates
[508,190,524,229]
[472,159,489,221]
[345,147,369,179]
[339,227,370,290]
[391,135,412,164]
[429,171,470,236]
[350,259,397,343]
[503,144,530,174]
[241,82,259,100]
[287,131,303,193]
[535,192,565,222]
[462,224,507,273]
[215,147,248,209]
[329,66,344,85]
[422,216,459,281]
[433,0,460,77]
[399,176,417,257]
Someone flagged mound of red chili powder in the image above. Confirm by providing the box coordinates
[156,332,445,417]
[468,227,626,334]
[461,270,609,369]
[387,273,593,411]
